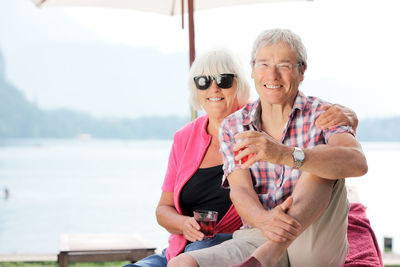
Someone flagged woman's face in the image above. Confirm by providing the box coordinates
[197,74,240,122]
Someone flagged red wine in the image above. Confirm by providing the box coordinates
[197,219,217,238]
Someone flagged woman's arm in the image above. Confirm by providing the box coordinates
[156,191,204,242]
[315,104,359,132]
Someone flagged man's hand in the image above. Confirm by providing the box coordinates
[254,196,302,242]
[182,216,204,242]
[315,104,358,132]
[233,131,289,169]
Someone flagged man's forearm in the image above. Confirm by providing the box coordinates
[230,186,266,228]
[234,131,367,179]
[303,144,367,178]
[280,143,367,179]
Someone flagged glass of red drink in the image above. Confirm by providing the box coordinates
[234,149,255,166]
[193,210,218,239]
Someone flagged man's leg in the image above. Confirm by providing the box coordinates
[167,253,198,267]
[251,173,337,266]
[287,178,349,267]
[168,229,268,267]
[167,234,233,266]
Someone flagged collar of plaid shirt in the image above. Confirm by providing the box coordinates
[242,91,307,135]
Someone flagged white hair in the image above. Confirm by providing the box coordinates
[251,28,308,71]
[188,49,251,111]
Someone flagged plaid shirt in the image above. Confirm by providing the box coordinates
[219,91,354,227]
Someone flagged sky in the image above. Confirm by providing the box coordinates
[1,0,400,119]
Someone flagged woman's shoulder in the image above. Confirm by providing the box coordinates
[171,114,208,155]
[173,114,208,139]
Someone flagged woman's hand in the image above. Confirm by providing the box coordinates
[316,104,358,132]
[156,192,204,238]
[182,216,204,242]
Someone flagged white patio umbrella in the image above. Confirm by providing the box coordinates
[32,0,312,119]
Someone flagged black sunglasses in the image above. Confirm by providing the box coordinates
[193,73,236,90]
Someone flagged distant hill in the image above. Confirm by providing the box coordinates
[0,83,189,139]
[3,42,190,119]
[1,49,399,141]
[357,117,400,142]
[0,51,189,139]
[0,82,189,139]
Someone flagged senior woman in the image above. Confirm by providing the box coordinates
[123,50,358,267]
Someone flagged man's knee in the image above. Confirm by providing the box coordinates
[167,253,198,267]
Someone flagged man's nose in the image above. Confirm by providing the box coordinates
[267,66,281,79]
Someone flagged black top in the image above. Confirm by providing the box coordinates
[179,165,231,222]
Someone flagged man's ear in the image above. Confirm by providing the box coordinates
[299,63,307,81]
[300,63,307,75]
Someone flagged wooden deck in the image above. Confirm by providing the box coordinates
[0,254,56,262]
[57,233,156,267]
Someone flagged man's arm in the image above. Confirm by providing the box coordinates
[234,131,367,179]
[227,168,302,243]
[299,132,367,178]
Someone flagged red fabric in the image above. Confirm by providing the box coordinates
[344,203,383,267]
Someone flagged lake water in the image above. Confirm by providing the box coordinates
[0,139,399,254]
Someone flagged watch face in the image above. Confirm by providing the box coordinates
[294,149,305,161]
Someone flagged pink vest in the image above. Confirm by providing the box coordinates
[162,115,242,260]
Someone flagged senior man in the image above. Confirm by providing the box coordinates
[168,29,368,267]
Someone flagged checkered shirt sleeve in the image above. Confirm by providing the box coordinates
[219,113,241,188]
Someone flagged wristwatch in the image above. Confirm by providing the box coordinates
[292,147,305,169]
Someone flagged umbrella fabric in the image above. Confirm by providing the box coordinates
[33,0,311,15]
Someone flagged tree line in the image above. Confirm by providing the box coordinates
[0,72,399,141]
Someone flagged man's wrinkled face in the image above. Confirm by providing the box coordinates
[251,42,304,107]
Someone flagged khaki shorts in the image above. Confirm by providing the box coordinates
[186,179,349,267]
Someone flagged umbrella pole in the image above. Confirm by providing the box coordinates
[188,0,195,66]
[188,0,197,120]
